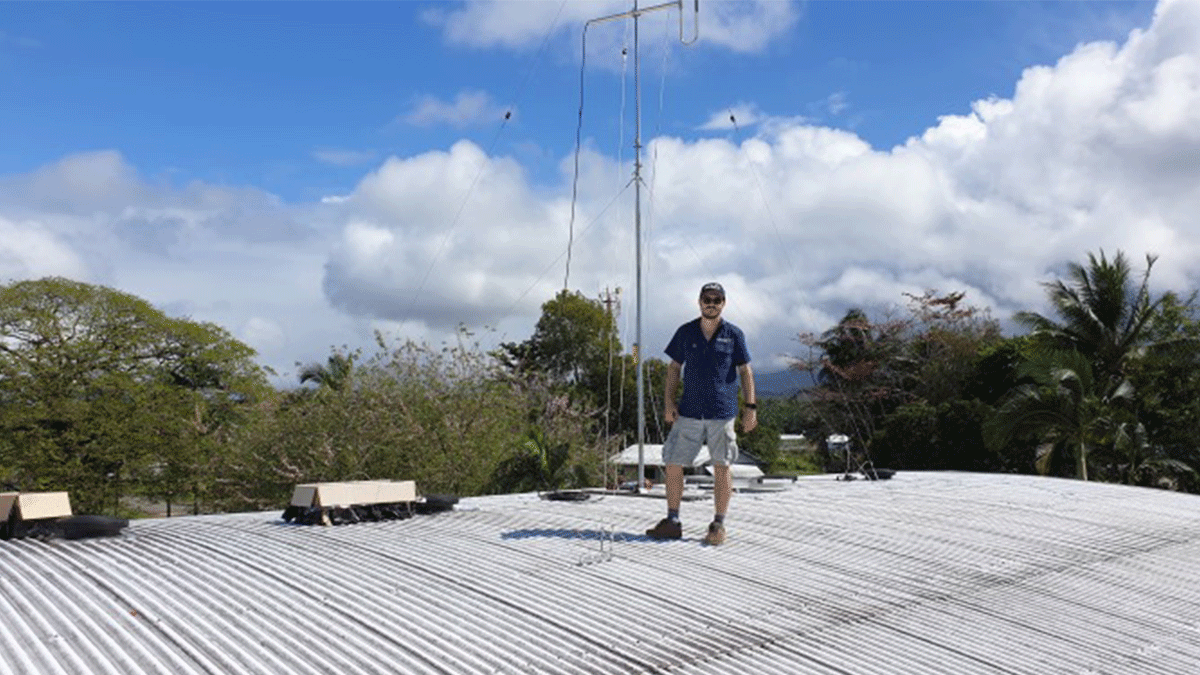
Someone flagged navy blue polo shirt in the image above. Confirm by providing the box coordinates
[665,318,751,420]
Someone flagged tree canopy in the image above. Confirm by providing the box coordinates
[0,277,270,513]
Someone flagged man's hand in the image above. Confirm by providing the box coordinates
[741,407,757,433]
[664,402,678,425]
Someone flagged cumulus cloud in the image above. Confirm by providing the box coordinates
[423,0,798,55]
[401,90,511,129]
[699,103,767,131]
[0,151,344,384]
[331,0,1200,372]
[6,0,1200,381]
[0,215,89,281]
[321,140,600,328]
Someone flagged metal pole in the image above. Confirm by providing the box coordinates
[634,0,646,493]
[583,0,697,493]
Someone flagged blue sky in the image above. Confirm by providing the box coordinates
[1,0,1195,384]
[2,1,1155,198]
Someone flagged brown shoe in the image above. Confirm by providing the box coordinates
[645,518,682,540]
[702,522,726,546]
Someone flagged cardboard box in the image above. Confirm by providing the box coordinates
[0,492,17,521]
[15,492,73,520]
[290,480,417,508]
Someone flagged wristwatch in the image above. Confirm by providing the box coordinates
[745,403,757,409]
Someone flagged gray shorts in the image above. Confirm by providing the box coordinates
[662,416,738,467]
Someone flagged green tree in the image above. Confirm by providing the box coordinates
[0,277,270,514]
[985,350,1134,481]
[1014,250,1165,395]
[794,291,1000,467]
[226,329,606,510]
[795,307,911,453]
[738,418,781,469]
[1123,291,1200,489]
[497,289,654,450]
[487,426,591,494]
[874,398,1001,472]
[498,290,620,393]
[298,352,355,391]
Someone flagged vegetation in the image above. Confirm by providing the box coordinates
[3,248,1199,518]
[0,277,270,514]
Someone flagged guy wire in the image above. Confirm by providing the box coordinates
[505,183,632,317]
[563,21,592,291]
[406,0,569,317]
[728,110,805,296]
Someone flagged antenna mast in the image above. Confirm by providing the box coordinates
[585,0,699,493]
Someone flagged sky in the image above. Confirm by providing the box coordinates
[2,0,1197,387]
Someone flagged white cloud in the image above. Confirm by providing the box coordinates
[336,0,1200,367]
[423,0,798,55]
[322,140,591,328]
[0,151,346,386]
[5,0,1200,385]
[401,90,511,129]
[699,103,767,131]
[823,91,849,116]
[0,215,89,281]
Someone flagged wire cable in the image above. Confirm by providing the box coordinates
[563,22,592,291]
[728,110,805,294]
[408,1,570,316]
[506,182,633,318]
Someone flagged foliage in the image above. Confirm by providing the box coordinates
[496,289,675,451]
[1015,250,1164,395]
[221,329,607,511]
[874,399,1003,472]
[487,426,592,494]
[497,289,620,393]
[967,335,1034,406]
[792,291,1002,465]
[297,352,355,391]
[738,419,781,470]
[757,397,820,435]
[985,350,1135,481]
[1122,291,1200,488]
[0,277,270,514]
[995,250,1200,486]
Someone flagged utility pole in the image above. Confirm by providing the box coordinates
[585,0,697,493]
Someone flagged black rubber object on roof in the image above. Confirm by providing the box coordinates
[415,494,458,514]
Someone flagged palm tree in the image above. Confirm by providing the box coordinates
[1098,420,1196,487]
[1014,250,1164,395]
[986,350,1133,481]
[298,353,354,392]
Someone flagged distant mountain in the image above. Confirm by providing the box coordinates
[755,368,812,399]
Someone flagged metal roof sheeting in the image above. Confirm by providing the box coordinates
[3,472,1200,674]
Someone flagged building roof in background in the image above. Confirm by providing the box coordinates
[2,472,1200,674]
[610,444,762,470]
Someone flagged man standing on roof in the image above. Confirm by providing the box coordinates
[646,282,756,546]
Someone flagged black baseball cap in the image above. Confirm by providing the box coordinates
[700,282,725,298]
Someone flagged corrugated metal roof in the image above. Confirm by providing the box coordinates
[3,472,1200,674]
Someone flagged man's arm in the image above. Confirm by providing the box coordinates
[664,361,682,424]
[739,362,757,432]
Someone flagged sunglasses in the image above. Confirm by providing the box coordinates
[701,296,724,305]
